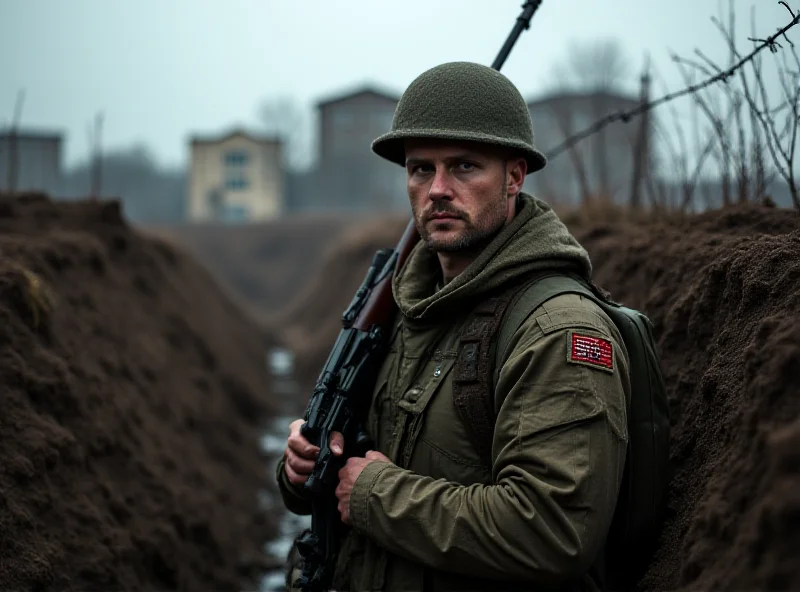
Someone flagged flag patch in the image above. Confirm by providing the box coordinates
[569,332,614,372]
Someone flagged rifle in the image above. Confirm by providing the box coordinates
[293,3,543,590]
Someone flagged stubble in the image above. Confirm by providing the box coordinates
[414,185,509,253]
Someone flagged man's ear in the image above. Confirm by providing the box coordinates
[507,157,527,196]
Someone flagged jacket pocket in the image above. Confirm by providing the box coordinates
[413,435,491,485]
[402,356,492,484]
[394,355,455,469]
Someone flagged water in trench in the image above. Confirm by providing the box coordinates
[260,348,310,591]
[260,414,311,591]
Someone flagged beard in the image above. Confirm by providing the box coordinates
[414,185,510,253]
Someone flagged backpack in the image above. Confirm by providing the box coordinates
[452,272,670,589]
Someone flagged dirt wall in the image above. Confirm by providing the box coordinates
[0,193,277,591]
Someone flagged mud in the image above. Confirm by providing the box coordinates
[0,193,277,591]
[578,203,800,591]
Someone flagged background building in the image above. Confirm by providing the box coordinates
[0,128,63,195]
[188,129,284,222]
[310,85,407,213]
[524,89,652,206]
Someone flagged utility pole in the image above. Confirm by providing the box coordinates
[88,111,104,198]
[630,59,651,209]
[7,89,25,193]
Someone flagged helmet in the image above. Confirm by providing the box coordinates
[372,61,546,173]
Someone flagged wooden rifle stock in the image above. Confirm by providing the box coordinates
[352,218,419,331]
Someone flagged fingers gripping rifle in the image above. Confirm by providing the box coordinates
[294,2,543,590]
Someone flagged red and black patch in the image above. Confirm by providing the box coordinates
[568,332,614,373]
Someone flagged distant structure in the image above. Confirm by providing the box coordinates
[187,128,284,222]
[294,85,407,213]
[0,128,63,195]
[524,88,652,206]
[290,84,653,212]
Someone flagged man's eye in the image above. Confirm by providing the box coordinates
[412,164,433,174]
[457,162,475,172]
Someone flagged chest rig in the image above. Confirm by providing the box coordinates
[451,280,531,467]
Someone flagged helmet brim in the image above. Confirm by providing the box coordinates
[371,128,547,174]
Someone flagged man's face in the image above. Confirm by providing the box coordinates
[404,140,525,253]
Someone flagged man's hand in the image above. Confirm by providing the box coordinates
[335,450,392,524]
[283,418,344,487]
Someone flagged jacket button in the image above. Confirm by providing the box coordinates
[405,386,423,402]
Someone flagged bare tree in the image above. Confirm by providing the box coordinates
[738,3,800,208]
[644,62,716,211]
[671,2,797,208]
[547,101,594,203]
[545,1,800,211]
[545,39,635,203]
[551,38,632,94]
[259,97,310,172]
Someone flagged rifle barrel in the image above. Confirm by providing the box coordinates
[491,1,543,70]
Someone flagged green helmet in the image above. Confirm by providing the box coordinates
[372,61,546,173]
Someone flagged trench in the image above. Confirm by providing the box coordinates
[260,349,311,591]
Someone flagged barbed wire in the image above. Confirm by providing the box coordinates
[545,2,800,160]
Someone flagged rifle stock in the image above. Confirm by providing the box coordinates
[352,219,419,331]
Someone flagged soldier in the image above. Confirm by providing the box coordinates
[278,61,630,591]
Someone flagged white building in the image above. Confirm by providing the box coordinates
[188,128,284,222]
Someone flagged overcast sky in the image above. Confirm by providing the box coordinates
[1,0,796,168]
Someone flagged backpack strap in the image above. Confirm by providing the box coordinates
[453,272,603,469]
[492,273,598,389]
[451,283,527,467]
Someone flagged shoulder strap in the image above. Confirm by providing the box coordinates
[453,271,597,467]
[492,273,595,388]
[452,286,523,467]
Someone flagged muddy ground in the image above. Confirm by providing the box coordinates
[0,193,277,591]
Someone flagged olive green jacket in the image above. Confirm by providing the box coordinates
[278,194,631,591]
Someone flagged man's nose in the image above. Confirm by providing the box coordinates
[428,168,453,201]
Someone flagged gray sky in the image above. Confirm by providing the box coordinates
[1,0,795,168]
